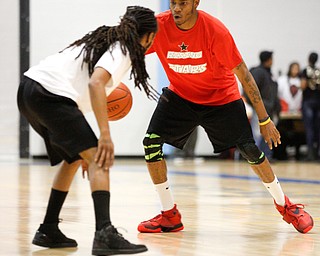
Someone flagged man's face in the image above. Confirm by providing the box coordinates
[169,0,199,30]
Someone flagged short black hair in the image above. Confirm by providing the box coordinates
[309,52,318,66]
[259,51,273,63]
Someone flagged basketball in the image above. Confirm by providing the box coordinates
[106,82,133,121]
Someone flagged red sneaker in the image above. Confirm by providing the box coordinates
[274,195,314,233]
[138,204,184,233]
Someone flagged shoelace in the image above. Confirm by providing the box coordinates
[284,203,305,222]
[142,214,162,223]
[114,226,128,235]
[287,202,305,211]
[110,226,132,245]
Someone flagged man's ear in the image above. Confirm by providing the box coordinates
[194,0,200,8]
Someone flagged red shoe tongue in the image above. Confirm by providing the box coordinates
[287,205,298,211]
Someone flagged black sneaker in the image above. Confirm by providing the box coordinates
[32,223,77,248]
[92,225,147,255]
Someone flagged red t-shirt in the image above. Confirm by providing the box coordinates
[147,10,243,105]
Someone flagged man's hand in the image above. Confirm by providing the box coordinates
[95,131,114,170]
[259,120,281,149]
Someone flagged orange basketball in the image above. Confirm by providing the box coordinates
[106,82,133,121]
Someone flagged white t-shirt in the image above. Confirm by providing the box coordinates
[277,76,302,112]
[24,42,131,112]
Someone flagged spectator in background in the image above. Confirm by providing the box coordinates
[300,52,320,161]
[273,62,303,160]
[277,62,302,113]
[244,51,281,161]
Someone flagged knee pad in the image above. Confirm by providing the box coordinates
[143,133,164,162]
[236,142,265,165]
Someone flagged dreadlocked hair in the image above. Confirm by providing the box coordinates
[64,6,159,100]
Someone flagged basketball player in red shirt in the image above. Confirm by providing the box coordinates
[138,0,313,234]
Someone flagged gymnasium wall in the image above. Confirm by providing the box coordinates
[0,0,19,159]
[1,0,320,158]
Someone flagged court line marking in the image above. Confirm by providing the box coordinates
[168,170,320,185]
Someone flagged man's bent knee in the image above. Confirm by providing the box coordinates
[143,133,164,162]
[236,142,265,165]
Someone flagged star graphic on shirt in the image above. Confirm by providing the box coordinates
[178,42,188,51]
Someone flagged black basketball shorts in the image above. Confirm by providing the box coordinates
[146,87,255,153]
[17,76,98,166]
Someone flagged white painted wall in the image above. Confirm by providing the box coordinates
[0,0,19,159]
[1,1,319,158]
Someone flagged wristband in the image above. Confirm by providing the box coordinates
[259,116,271,126]
[259,116,270,123]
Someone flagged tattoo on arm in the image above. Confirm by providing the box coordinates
[246,71,261,105]
[237,63,261,106]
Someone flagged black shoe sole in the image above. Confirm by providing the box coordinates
[32,239,78,248]
[92,247,147,255]
[161,223,184,232]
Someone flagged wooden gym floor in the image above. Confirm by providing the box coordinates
[0,157,319,256]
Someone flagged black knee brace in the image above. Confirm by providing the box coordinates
[236,142,265,165]
[143,133,164,162]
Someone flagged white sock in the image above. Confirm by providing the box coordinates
[263,175,285,206]
[155,181,174,211]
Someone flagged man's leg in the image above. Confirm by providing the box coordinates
[147,160,174,210]
[250,157,285,205]
[32,160,80,248]
[302,101,316,161]
[237,142,313,234]
[138,134,184,233]
[83,148,111,231]
[81,148,147,255]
